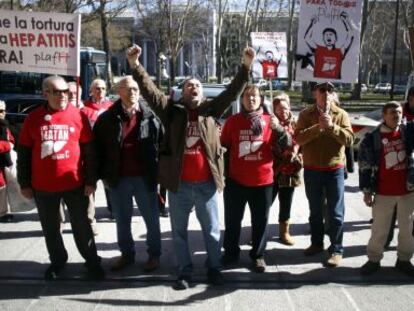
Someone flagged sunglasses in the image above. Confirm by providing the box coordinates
[49,89,69,96]
[121,87,139,92]
[318,87,333,93]
[0,109,5,113]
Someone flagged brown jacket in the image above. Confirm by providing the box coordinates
[294,103,354,168]
[132,65,249,192]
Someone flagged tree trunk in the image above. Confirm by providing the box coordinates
[287,0,296,90]
[352,0,369,99]
[100,1,112,89]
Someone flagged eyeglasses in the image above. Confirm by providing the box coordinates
[49,89,69,96]
[120,87,139,92]
[318,87,333,94]
[0,109,5,113]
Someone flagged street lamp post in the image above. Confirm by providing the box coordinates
[390,0,400,100]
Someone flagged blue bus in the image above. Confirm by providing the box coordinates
[0,47,107,140]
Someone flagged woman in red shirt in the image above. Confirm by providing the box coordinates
[220,84,286,272]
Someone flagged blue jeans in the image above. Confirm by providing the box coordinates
[109,176,161,259]
[168,180,221,277]
[304,168,345,255]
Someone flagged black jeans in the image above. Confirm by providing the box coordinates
[34,187,100,267]
[223,178,273,259]
[272,183,295,222]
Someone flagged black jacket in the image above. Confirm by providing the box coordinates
[93,99,163,191]
[0,119,12,168]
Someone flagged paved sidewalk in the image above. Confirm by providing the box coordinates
[0,167,413,310]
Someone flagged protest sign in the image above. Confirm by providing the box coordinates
[0,10,81,76]
[251,32,288,79]
[295,0,363,83]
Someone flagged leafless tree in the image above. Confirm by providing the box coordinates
[134,0,204,86]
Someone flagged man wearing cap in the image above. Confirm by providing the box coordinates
[294,81,354,267]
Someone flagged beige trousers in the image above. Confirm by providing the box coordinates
[367,191,414,262]
[0,186,10,217]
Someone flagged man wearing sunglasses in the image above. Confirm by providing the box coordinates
[17,75,104,280]
[295,81,354,267]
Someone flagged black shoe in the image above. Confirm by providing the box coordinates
[159,209,169,218]
[87,265,105,280]
[0,214,13,223]
[207,268,224,286]
[360,260,380,276]
[44,264,65,280]
[395,259,414,277]
[252,257,266,273]
[172,276,192,290]
[221,253,239,266]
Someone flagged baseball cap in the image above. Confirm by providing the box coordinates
[313,81,335,91]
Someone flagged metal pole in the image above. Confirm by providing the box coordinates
[390,0,400,100]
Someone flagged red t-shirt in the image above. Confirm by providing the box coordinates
[221,113,273,187]
[19,104,93,192]
[403,105,414,122]
[314,45,343,79]
[181,110,212,182]
[377,130,408,196]
[0,129,14,187]
[120,113,142,177]
[82,98,113,127]
[261,60,278,78]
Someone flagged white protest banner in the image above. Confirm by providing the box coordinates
[251,32,288,79]
[0,10,81,76]
[295,0,363,83]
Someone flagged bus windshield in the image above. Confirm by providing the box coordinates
[0,71,44,95]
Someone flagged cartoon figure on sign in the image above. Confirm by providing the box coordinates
[257,45,283,79]
[304,12,354,79]
[259,50,282,79]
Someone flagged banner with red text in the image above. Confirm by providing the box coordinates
[0,10,80,76]
[295,0,363,83]
[251,32,288,79]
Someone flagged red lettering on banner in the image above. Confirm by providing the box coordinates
[7,32,76,48]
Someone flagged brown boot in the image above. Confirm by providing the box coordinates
[279,221,295,245]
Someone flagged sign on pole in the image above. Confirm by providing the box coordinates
[0,10,81,76]
[295,0,363,83]
[251,32,288,79]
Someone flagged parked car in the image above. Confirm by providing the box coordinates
[350,108,382,154]
[169,83,241,119]
[253,78,268,89]
[360,84,368,93]
[373,83,391,94]
[292,81,302,91]
[390,84,406,95]
[5,95,47,143]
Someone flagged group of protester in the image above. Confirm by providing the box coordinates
[1,44,413,289]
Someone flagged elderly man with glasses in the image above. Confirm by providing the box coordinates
[93,76,163,273]
[17,76,104,280]
[294,82,354,267]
